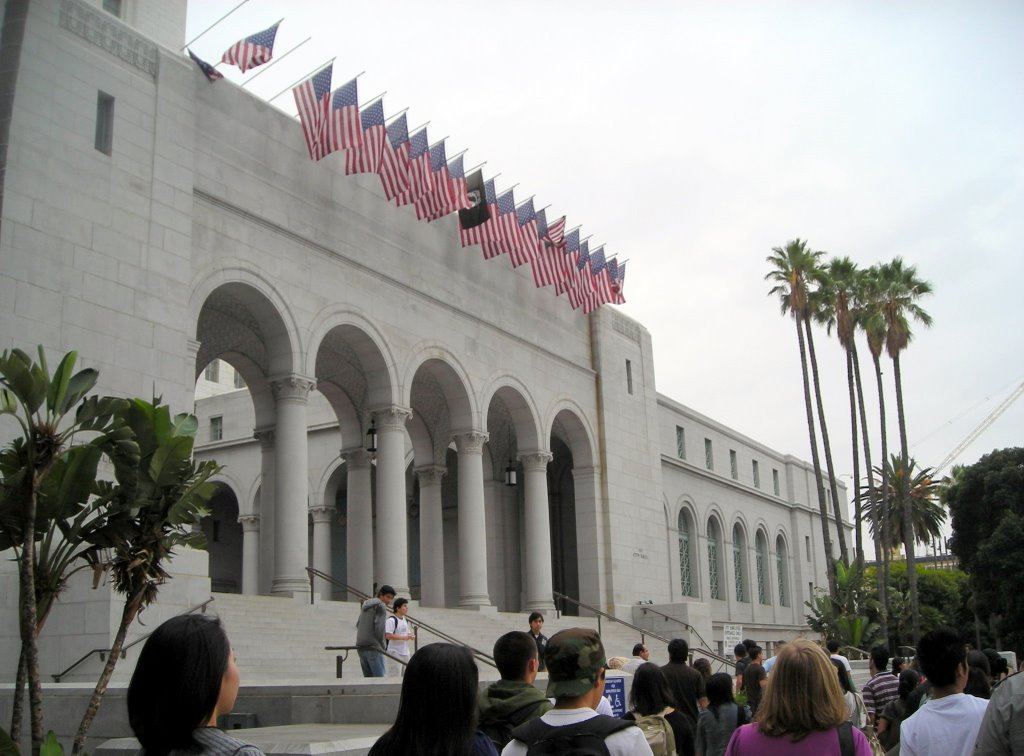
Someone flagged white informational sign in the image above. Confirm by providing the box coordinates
[724,624,743,656]
[603,676,626,717]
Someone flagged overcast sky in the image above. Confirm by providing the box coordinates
[184,1,1023,552]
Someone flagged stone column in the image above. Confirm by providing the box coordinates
[253,427,276,595]
[270,376,315,597]
[343,448,374,598]
[415,465,446,607]
[522,451,555,611]
[310,505,336,600]
[454,431,491,607]
[373,407,412,595]
[238,514,260,596]
[572,465,603,608]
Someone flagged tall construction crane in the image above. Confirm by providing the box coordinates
[934,379,1024,475]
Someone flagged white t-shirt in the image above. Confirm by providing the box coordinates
[831,653,853,674]
[385,615,411,657]
[900,693,989,756]
[501,707,654,756]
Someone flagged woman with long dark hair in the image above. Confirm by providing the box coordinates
[724,639,873,755]
[127,614,262,755]
[696,672,747,756]
[830,657,865,727]
[877,668,920,752]
[369,643,497,756]
[623,661,695,756]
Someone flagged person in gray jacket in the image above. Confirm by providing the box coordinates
[357,584,395,677]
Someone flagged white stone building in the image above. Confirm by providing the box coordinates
[0,0,851,679]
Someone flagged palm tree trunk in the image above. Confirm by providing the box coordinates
[804,319,850,566]
[853,343,886,641]
[10,643,27,741]
[846,349,863,567]
[72,592,145,755]
[872,350,892,649]
[795,317,837,599]
[19,484,45,754]
[892,353,919,645]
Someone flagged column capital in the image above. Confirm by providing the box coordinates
[341,447,373,469]
[238,513,260,531]
[454,430,489,454]
[415,465,448,487]
[253,426,276,447]
[571,465,599,484]
[519,451,553,471]
[270,374,316,401]
[186,339,201,359]
[371,405,413,430]
[309,505,336,524]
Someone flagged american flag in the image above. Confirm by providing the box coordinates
[447,155,471,212]
[220,21,280,73]
[292,63,332,160]
[580,247,615,313]
[378,113,410,201]
[509,198,540,267]
[611,259,627,304]
[414,141,451,220]
[531,209,559,288]
[554,228,581,295]
[467,179,502,251]
[396,128,432,206]
[545,215,567,249]
[345,99,386,175]
[482,188,518,260]
[567,240,593,307]
[322,78,362,156]
[188,49,223,81]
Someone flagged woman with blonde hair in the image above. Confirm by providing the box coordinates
[724,639,873,755]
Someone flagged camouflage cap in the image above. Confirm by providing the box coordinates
[544,628,608,698]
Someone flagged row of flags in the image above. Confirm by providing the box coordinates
[189,22,627,313]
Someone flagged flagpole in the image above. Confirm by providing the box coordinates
[269,58,335,103]
[537,204,551,213]
[428,136,449,148]
[360,91,387,108]
[407,121,430,134]
[515,195,535,208]
[447,148,469,161]
[182,0,250,49]
[385,108,410,124]
[464,161,487,174]
[241,36,310,87]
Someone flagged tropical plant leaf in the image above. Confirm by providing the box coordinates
[46,350,77,415]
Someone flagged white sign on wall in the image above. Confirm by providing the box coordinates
[724,624,743,656]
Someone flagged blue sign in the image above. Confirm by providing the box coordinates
[603,675,626,717]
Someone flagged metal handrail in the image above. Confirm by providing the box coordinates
[306,567,372,604]
[637,605,731,666]
[305,567,496,668]
[553,591,672,645]
[840,644,871,660]
[53,596,215,682]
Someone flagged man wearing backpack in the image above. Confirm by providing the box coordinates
[503,627,654,756]
[478,631,553,751]
[355,584,395,677]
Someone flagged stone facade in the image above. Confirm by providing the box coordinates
[0,0,850,680]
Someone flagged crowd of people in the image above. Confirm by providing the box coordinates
[125,592,1023,756]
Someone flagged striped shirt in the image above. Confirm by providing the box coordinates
[161,727,264,755]
[862,671,900,718]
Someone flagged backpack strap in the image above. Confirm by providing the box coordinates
[511,714,635,747]
[837,721,854,756]
[385,616,397,635]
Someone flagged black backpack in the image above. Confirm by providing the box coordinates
[479,700,548,751]
[510,714,637,756]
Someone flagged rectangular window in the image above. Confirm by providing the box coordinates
[773,468,780,496]
[752,460,760,488]
[204,360,219,382]
[210,416,223,442]
[103,0,123,16]
[233,368,246,389]
[805,535,811,561]
[704,438,713,470]
[625,359,633,395]
[729,449,738,480]
[675,426,686,459]
[95,92,114,155]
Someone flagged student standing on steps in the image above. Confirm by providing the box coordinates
[385,597,415,676]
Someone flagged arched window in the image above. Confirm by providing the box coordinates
[733,524,747,603]
[708,518,722,600]
[776,534,790,607]
[677,510,693,597]
[756,532,769,605]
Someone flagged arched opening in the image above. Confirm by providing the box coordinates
[677,508,696,598]
[203,483,242,593]
[756,530,771,605]
[776,534,791,607]
[707,517,724,601]
[732,523,748,603]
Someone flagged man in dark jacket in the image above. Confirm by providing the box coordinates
[477,631,553,750]
[355,584,395,677]
[661,638,707,730]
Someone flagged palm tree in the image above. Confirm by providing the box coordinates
[861,454,945,552]
[766,239,837,599]
[876,258,933,645]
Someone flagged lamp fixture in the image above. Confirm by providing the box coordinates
[504,428,517,487]
[365,418,378,453]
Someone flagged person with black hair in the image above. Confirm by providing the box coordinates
[477,631,552,751]
[357,584,396,677]
[370,643,498,756]
[827,638,853,676]
[876,669,920,752]
[696,672,747,756]
[860,645,898,727]
[527,612,548,672]
[733,643,750,695]
[127,614,263,756]
[623,662,695,756]
[742,645,767,715]
[830,658,865,727]
[898,626,989,756]
[966,648,993,699]
[622,642,651,674]
[384,597,414,676]
[661,638,707,730]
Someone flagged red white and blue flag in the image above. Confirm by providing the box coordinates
[414,141,452,220]
[221,21,280,73]
[323,77,362,156]
[345,99,386,175]
[463,178,500,249]
[482,190,518,260]
[554,228,581,294]
[510,198,540,268]
[531,209,561,288]
[292,63,332,160]
[378,113,410,201]
[188,49,223,81]
[396,128,432,206]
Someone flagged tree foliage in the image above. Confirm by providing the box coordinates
[806,560,880,648]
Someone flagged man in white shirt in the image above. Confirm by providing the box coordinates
[384,597,414,676]
[502,628,653,756]
[620,643,650,674]
[900,626,989,756]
